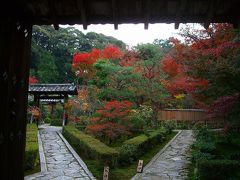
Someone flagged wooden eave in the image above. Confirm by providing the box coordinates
[1,0,240,29]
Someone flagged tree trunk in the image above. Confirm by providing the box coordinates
[151,100,159,127]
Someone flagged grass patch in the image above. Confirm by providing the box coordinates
[84,131,177,179]
[24,124,40,176]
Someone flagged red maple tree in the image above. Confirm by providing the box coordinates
[86,100,133,144]
[72,45,123,79]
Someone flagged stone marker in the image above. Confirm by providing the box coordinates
[137,160,144,173]
[103,166,109,180]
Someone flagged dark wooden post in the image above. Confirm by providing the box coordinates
[62,95,69,126]
[34,94,40,107]
[51,103,54,118]
[0,21,32,179]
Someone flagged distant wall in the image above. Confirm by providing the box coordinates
[158,109,207,121]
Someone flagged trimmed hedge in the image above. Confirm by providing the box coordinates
[124,127,168,147]
[197,159,240,179]
[63,126,119,166]
[25,124,39,172]
[118,127,169,165]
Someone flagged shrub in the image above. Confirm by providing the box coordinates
[117,144,139,165]
[195,126,213,141]
[44,117,51,124]
[63,126,119,166]
[50,119,62,126]
[118,127,168,165]
[86,100,133,144]
[195,141,216,153]
[197,159,240,179]
[129,105,153,132]
[159,120,176,133]
[192,151,214,163]
[75,115,90,131]
[25,124,39,172]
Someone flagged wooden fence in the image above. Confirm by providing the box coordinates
[158,109,207,121]
[158,109,224,128]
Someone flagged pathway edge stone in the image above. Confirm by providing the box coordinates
[132,130,183,180]
[37,130,47,172]
[57,131,95,179]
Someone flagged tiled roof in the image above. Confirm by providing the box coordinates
[28,84,78,95]
[40,99,64,103]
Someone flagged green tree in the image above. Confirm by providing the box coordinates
[36,49,59,83]
[92,60,140,101]
[134,44,169,126]
[31,25,126,83]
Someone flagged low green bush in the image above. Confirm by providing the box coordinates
[189,127,240,179]
[160,120,196,130]
[197,159,240,179]
[25,124,39,172]
[44,117,51,124]
[195,141,216,153]
[50,119,62,126]
[117,144,139,165]
[118,127,168,165]
[159,121,176,132]
[124,127,167,145]
[192,151,214,162]
[63,126,119,166]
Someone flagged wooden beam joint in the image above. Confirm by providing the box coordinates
[76,0,88,30]
[143,0,151,30]
[112,0,118,30]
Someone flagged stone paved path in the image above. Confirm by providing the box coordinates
[25,125,95,180]
[133,130,194,180]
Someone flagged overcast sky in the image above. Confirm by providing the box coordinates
[61,23,202,47]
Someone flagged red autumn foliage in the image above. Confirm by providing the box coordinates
[72,45,122,68]
[161,53,208,96]
[119,50,140,67]
[72,48,101,67]
[162,56,182,77]
[165,76,208,95]
[72,45,123,78]
[174,24,240,65]
[29,76,38,84]
[207,94,239,119]
[87,122,127,142]
[96,100,133,119]
[102,45,123,59]
[86,100,133,143]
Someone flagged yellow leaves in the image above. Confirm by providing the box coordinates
[174,94,185,100]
